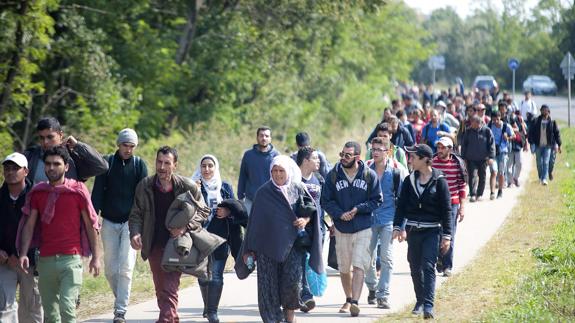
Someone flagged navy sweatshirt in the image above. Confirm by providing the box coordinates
[320,161,383,233]
[237,144,279,200]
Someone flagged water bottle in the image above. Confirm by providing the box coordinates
[246,255,255,271]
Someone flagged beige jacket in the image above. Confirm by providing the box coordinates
[129,174,202,260]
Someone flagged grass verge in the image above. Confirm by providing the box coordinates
[382,127,575,322]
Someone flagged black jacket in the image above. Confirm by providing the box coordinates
[92,152,148,223]
[200,181,247,261]
[528,116,561,148]
[393,169,452,239]
[391,124,415,149]
[0,179,36,262]
[461,126,496,161]
[24,141,108,182]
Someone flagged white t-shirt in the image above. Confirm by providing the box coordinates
[520,99,538,120]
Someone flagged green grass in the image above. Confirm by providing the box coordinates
[381,127,575,322]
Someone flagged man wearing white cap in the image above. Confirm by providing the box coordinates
[432,137,467,277]
[91,128,148,323]
[0,153,43,323]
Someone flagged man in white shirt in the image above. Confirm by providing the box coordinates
[519,91,538,123]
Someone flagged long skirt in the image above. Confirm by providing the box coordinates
[257,247,303,323]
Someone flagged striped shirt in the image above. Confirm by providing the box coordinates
[432,155,467,205]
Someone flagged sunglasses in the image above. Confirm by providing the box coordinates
[339,152,359,159]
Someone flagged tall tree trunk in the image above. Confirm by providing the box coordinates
[175,0,202,65]
[0,0,28,118]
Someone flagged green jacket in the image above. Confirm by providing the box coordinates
[129,174,202,260]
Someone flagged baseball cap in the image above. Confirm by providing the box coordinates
[436,137,453,148]
[3,152,28,168]
[404,144,433,159]
[295,132,311,147]
[435,100,447,109]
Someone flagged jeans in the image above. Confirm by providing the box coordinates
[365,224,394,299]
[535,146,552,181]
[148,246,182,322]
[506,150,522,184]
[467,160,487,197]
[300,253,313,302]
[439,204,459,270]
[407,227,441,313]
[101,219,137,315]
[549,149,557,177]
[37,255,83,323]
[0,264,18,323]
[198,256,226,286]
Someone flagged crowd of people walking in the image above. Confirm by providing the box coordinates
[0,86,563,323]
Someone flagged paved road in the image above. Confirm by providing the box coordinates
[86,153,534,323]
[514,94,572,124]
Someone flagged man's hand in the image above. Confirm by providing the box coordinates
[89,256,101,277]
[130,234,143,250]
[487,158,494,166]
[557,146,562,154]
[216,207,230,219]
[19,256,30,274]
[0,249,8,264]
[328,225,335,237]
[457,207,465,222]
[440,238,451,255]
[169,227,186,238]
[349,207,358,216]
[293,217,309,230]
[392,230,407,242]
[65,136,78,150]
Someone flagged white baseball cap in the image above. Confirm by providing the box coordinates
[436,137,454,148]
[3,152,28,168]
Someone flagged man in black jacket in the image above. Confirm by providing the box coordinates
[0,153,42,323]
[24,117,108,184]
[393,144,452,320]
[461,116,496,202]
[528,105,562,185]
[91,129,148,323]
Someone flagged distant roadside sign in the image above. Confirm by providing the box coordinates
[561,52,575,80]
[508,58,520,71]
[428,55,445,70]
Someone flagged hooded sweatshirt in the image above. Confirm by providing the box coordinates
[237,144,279,201]
[321,161,382,234]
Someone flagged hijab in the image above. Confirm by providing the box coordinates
[270,155,302,204]
[191,155,223,207]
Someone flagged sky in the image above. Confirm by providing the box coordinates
[402,0,539,18]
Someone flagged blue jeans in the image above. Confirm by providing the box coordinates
[199,256,226,286]
[101,219,137,315]
[439,204,459,270]
[535,146,552,181]
[0,264,18,323]
[365,224,394,299]
[407,227,441,313]
[300,253,313,302]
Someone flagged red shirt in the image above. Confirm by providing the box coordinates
[432,156,467,205]
[31,190,86,256]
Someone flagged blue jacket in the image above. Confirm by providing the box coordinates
[370,161,403,226]
[321,161,383,233]
[237,144,279,200]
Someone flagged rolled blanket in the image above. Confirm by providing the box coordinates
[175,233,193,256]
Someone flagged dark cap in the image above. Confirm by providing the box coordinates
[404,144,433,159]
[295,132,311,147]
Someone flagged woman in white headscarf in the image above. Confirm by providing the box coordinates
[243,155,324,323]
[192,155,248,323]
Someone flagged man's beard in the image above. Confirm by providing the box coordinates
[341,159,355,168]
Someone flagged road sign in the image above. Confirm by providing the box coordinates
[428,55,445,70]
[508,58,520,70]
[561,52,575,80]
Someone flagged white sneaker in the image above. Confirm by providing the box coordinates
[542,179,548,185]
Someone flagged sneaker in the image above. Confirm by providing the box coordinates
[412,303,423,315]
[443,268,452,277]
[542,179,548,186]
[377,297,390,309]
[497,190,503,199]
[424,311,434,319]
[367,290,376,305]
[490,192,495,200]
[300,299,315,313]
[113,312,126,323]
[549,173,554,181]
[339,302,351,313]
[469,196,477,203]
[349,302,360,317]
[514,178,520,187]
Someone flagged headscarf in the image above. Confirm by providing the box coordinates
[191,155,223,207]
[269,155,302,204]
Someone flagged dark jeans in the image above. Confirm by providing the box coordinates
[407,227,441,313]
[467,160,487,197]
[439,204,459,270]
[148,246,182,323]
[199,256,226,286]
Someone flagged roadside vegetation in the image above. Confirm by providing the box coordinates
[383,127,575,322]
